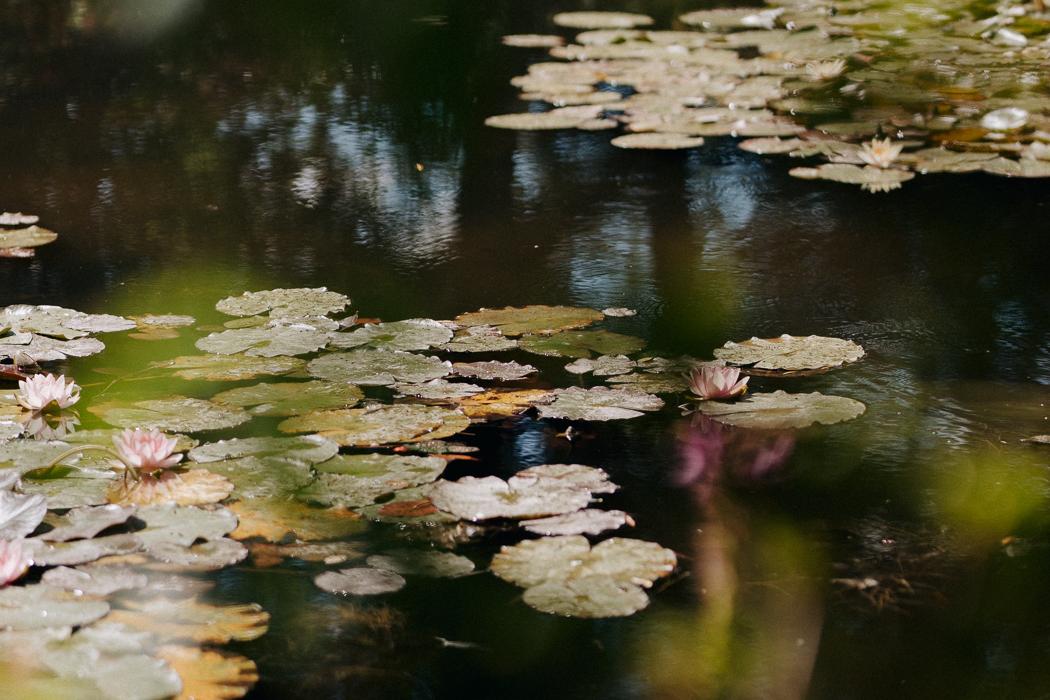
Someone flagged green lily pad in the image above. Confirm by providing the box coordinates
[520,330,646,359]
[329,319,453,352]
[0,441,89,474]
[714,334,865,372]
[280,404,469,446]
[145,538,248,571]
[90,397,250,432]
[428,465,614,521]
[62,429,197,454]
[151,354,306,381]
[522,509,632,536]
[133,504,238,547]
[394,379,485,400]
[27,534,143,566]
[189,456,313,500]
[0,584,110,630]
[215,288,349,318]
[366,549,475,578]
[0,334,106,363]
[354,485,458,526]
[454,305,604,337]
[314,567,406,596]
[441,327,519,352]
[697,390,866,429]
[299,453,447,508]
[195,326,330,357]
[0,305,134,339]
[130,314,196,328]
[491,536,676,618]
[0,226,57,250]
[307,350,451,386]
[40,505,137,542]
[211,381,363,417]
[0,490,46,538]
[188,435,339,467]
[537,386,664,420]
[19,471,116,509]
[606,373,688,394]
[565,355,636,376]
[451,361,537,381]
[41,565,148,596]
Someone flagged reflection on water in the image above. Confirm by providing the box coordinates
[2,0,1050,697]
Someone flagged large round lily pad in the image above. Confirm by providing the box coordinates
[329,319,453,351]
[215,288,349,318]
[697,390,866,429]
[195,326,330,357]
[279,404,469,446]
[537,386,664,420]
[188,435,339,467]
[714,334,865,373]
[454,305,603,337]
[491,536,676,618]
[89,397,250,432]
[298,453,447,508]
[211,380,363,417]
[520,329,646,359]
[307,350,451,386]
[151,354,305,381]
[522,509,632,536]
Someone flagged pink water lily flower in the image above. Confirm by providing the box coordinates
[858,137,903,169]
[16,373,81,412]
[688,362,749,401]
[113,428,182,475]
[0,540,29,586]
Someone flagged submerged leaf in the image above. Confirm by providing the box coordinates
[367,549,475,578]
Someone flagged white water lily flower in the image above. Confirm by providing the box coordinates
[688,362,749,401]
[858,138,904,168]
[0,540,29,586]
[112,428,183,474]
[16,373,81,412]
[805,59,846,81]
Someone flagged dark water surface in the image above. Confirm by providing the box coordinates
[3,1,1050,698]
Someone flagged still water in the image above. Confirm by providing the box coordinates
[2,1,1050,698]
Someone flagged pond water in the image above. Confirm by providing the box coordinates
[2,1,1050,698]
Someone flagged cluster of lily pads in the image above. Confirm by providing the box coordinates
[0,212,56,259]
[495,3,1050,191]
[0,288,871,696]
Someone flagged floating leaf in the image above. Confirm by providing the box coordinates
[428,465,613,521]
[565,355,636,376]
[27,534,143,566]
[131,314,196,329]
[0,490,46,539]
[537,386,664,420]
[41,564,149,596]
[441,327,519,352]
[307,350,451,386]
[134,504,238,547]
[279,404,468,446]
[40,504,136,542]
[611,133,705,150]
[145,538,248,571]
[108,469,234,507]
[520,330,645,359]
[491,536,676,618]
[0,334,105,363]
[195,326,330,357]
[299,453,447,508]
[228,499,363,542]
[211,381,362,417]
[0,226,57,250]
[714,334,864,372]
[455,389,556,420]
[522,509,632,536]
[314,567,406,596]
[0,584,110,630]
[355,485,457,526]
[367,549,475,578]
[454,305,603,337]
[516,463,618,494]
[156,645,258,700]
[485,110,598,131]
[215,288,349,319]
[502,34,565,48]
[0,212,39,226]
[107,599,269,644]
[788,164,914,193]
[250,541,364,568]
[150,354,305,381]
[186,457,311,501]
[90,397,250,433]
[20,471,116,509]
[393,379,485,400]
[188,435,338,468]
[0,305,133,339]
[330,319,453,352]
[697,390,866,429]
[552,11,654,29]
[451,361,537,381]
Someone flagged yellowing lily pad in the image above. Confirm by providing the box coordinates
[229,499,363,542]
[156,646,258,700]
[0,226,57,251]
[106,599,269,644]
